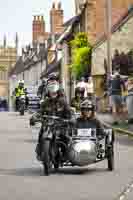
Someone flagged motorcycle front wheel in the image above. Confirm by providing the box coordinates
[19,104,25,115]
[20,109,24,116]
[42,140,52,176]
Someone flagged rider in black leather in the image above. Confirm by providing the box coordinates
[30,81,72,159]
[76,99,105,139]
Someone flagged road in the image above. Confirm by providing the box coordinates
[0,112,133,200]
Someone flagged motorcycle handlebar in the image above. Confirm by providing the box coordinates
[42,115,71,123]
[43,115,60,120]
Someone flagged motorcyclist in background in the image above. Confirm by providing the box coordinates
[71,87,85,112]
[76,99,105,140]
[30,80,72,160]
[37,79,47,100]
[14,80,28,111]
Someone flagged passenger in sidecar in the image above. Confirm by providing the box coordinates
[75,99,105,140]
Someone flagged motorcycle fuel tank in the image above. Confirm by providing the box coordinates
[68,140,97,166]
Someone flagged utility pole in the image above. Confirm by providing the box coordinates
[105,0,112,75]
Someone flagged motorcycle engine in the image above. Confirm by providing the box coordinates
[68,140,97,166]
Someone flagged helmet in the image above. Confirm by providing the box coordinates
[18,80,24,84]
[18,80,24,88]
[47,73,58,82]
[80,99,95,111]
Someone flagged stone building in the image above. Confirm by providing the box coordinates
[0,34,18,98]
[92,7,133,111]
[74,0,133,111]
[75,0,133,44]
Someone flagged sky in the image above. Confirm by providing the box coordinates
[0,0,75,53]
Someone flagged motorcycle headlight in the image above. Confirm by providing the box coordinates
[20,95,25,99]
[56,129,61,136]
[47,119,54,126]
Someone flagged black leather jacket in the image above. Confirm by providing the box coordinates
[38,96,72,119]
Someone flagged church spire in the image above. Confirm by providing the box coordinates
[3,34,7,48]
[15,32,19,55]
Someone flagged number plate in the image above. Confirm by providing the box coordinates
[77,129,92,137]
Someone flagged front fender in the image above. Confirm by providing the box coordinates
[105,129,114,146]
[42,126,53,140]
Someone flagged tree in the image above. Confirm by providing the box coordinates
[70,32,92,79]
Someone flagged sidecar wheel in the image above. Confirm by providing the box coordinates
[43,163,50,176]
[107,147,114,171]
[54,162,59,170]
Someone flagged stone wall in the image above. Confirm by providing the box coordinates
[92,15,133,76]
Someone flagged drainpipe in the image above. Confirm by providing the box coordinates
[105,0,112,76]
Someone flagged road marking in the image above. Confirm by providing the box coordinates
[115,180,133,200]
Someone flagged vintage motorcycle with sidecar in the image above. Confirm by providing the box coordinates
[34,114,114,176]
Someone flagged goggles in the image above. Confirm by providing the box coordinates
[81,107,93,111]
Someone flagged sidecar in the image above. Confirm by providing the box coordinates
[66,127,114,171]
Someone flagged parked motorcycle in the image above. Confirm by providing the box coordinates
[34,115,114,176]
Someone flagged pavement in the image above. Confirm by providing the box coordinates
[0,112,133,200]
[98,113,133,136]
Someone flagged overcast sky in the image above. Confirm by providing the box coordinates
[0,0,75,52]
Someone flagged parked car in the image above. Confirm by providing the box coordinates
[0,97,8,112]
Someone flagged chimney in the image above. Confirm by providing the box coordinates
[58,2,61,9]
[32,15,45,45]
[50,1,64,34]
[52,2,56,9]
[112,0,132,8]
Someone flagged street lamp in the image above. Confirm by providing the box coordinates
[105,0,112,76]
